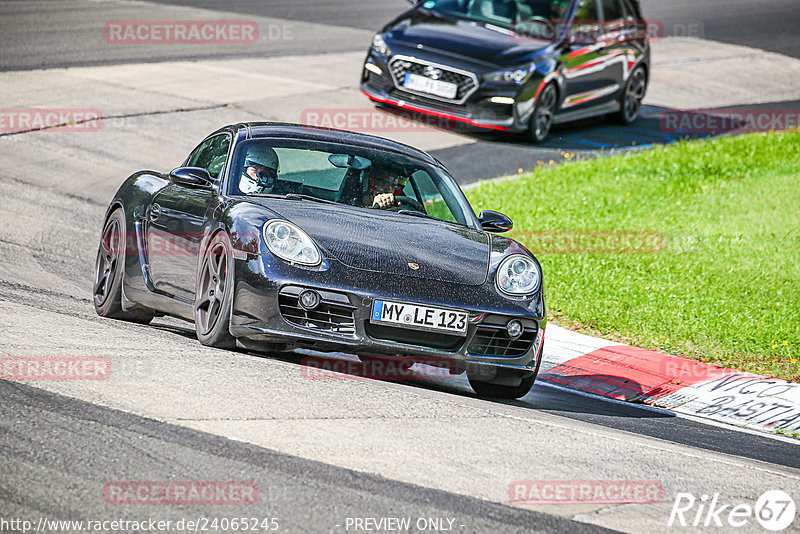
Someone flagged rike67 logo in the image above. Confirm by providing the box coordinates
[669,490,796,531]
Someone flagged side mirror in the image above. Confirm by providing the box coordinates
[169,167,214,189]
[478,210,513,233]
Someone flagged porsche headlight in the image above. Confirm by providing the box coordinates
[263,220,321,266]
[484,65,534,85]
[496,254,541,296]
[372,34,391,57]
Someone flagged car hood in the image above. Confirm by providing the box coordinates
[385,11,551,67]
[260,199,490,286]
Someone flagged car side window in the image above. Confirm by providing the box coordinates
[187,134,231,180]
[601,0,622,21]
[570,0,601,41]
[409,170,460,224]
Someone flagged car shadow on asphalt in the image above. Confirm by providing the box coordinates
[251,349,673,419]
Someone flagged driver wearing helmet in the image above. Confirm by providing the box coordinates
[364,167,407,209]
[239,145,280,194]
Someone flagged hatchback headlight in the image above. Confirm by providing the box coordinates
[372,34,391,57]
[484,65,534,85]
[496,254,541,296]
[263,220,321,266]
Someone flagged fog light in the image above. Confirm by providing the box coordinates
[507,319,524,340]
[489,96,515,105]
[299,290,321,310]
[365,63,382,75]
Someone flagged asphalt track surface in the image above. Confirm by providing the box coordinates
[1,1,800,533]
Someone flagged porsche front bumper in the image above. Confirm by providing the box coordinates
[228,254,545,374]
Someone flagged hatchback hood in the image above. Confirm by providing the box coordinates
[260,199,489,286]
[386,11,551,67]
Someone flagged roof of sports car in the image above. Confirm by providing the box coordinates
[220,122,441,167]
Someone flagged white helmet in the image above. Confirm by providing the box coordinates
[244,144,279,172]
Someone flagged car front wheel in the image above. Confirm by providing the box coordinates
[195,232,236,348]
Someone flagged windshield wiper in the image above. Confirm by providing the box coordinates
[284,193,338,205]
[397,209,441,222]
[250,193,338,205]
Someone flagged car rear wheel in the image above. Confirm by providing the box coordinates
[93,208,154,324]
[615,66,647,124]
[528,83,558,144]
[195,232,236,348]
[468,369,537,400]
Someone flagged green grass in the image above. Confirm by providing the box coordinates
[466,131,800,380]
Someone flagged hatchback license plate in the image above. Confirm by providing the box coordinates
[403,73,458,99]
[371,300,468,334]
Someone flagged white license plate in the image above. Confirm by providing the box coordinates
[403,73,458,99]
[371,299,468,335]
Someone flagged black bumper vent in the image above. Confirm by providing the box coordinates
[279,287,356,336]
[468,320,537,358]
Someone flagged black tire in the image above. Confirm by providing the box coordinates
[194,232,236,348]
[528,82,558,143]
[615,66,647,125]
[468,370,537,400]
[93,208,155,324]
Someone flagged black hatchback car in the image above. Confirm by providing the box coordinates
[361,0,650,142]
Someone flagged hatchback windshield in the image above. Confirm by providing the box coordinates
[421,0,571,30]
[229,139,476,228]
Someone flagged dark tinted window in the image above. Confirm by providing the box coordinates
[570,0,601,40]
[601,0,623,21]
[187,134,231,180]
[573,0,599,24]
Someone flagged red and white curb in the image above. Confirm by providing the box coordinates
[542,325,800,438]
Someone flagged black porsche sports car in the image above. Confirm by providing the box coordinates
[93,123,545,398]
[361,0,650,142]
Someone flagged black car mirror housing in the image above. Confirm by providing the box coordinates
[478,210,513,233]
[169,167,214,189]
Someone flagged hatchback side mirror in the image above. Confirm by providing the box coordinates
[478,210,513,233]
[169,167,214,189]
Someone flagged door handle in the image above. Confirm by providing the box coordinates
[149,204,162,222]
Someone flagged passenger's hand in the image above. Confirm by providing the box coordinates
[372,193,395,209]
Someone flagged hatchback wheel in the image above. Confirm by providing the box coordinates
[616,66,647,124]
[529,83,557,143]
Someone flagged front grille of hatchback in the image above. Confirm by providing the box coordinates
[467,318,537,358]
[389,57,478,103]
[278,286,356,336]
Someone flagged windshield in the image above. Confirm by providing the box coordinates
[229,138,476,228]
[421,0,571,32]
